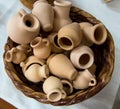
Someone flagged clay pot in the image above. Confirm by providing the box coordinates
[53,0,72,32]
[5,47,27,64]
[7,9,40,44]
[58,22,82,50]
[70,45,94,69]
[30,37,51,59]
[79,22,107,46]
[43,76,66,102]
[48,33,64,53]
[32,0,54,32]
[47,54,78,80]
[73,69,97,89]
[61,80,73,95]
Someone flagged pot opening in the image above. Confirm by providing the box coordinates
[24,15,34,28]
[79,54,90,66]
[54,35,60,47]
[49,91,61,101]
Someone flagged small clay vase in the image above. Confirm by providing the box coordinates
[16,44,32,55]
[32,0,54,32]
[61,80,73,95]
[7,9,40,44]
[5,47,27,64]
[79,22,107,46]
[47,54,78,80]
[70,45,94,69]
[43,76,66,102]
[53,0,72,32]
[58,22,82,50]
[48,33,64,53]
[73,69,97,89]
[30,37,51,59]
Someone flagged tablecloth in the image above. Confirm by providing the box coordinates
[0,0,120,109]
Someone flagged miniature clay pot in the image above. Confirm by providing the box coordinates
[53,0,72,32]
[70,45,94,69]
[32,0,54,32]
[47,54,78,80]
[43,76,66,102]
[7,9,40,44]
[5,47,27,64]
[48,33,64,53]
[30,37,51,59]
[58,22,82,50]
[23,64,49,83]
[61,80,73,95]
[79,22,107,46]
[73,69,97,90]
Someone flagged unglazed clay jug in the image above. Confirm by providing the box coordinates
[32,0,54,32]
[79,22,107,46]
[61,80,73,95]
[73,69,97,89]
[43,76,66,102]
[48,33,64,53]
[70,45,94,69]
[7,9,40,44]
[53,0,72,32]
[58,22,82,50]
[30,37,51,59]
[47,54,78,80]
[20,56,49,82]
[5,47,27,64]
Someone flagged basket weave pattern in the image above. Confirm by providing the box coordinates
[3,0,114,106]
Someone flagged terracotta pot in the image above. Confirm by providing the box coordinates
[73,69,97,89]
[30,37,51,59]
[7,9,40,44]
[5,47,27,64]
[43,76,66,102]
[70,45,94,69]
[47,54,78,80]
[48,33,64,53]
[32,0,54,32]
[58,22,82,50]
[24,64,49,82]
[53,0,72,32]
[79,22,107,46]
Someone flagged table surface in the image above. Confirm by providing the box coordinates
[0,0,120,109]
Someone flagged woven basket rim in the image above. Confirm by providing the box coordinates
[3,0,115,106]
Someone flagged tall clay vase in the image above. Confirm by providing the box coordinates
[32,0,54,32]
[47,54,78,80]
[43,76,66,102]
[53,0,72,32]
[48,33,64,53]
[79,22,107,46]
[73,69,97,89]
[58,22,82,50]
[7,9,40,44]
[20,56,49,82]
[30,37,51,59]
[5,47,27,64]
[70,45,94,69]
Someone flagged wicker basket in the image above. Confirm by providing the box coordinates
[3,0,115,106]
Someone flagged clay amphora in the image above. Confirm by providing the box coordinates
[43,76,66,102]
[5,47,27,64]
[70,45,94,69]
[7,9,40,44]
[53,0,72,32]
[47,54,78,80]
[58,22,82,50]
[32,0,54,32]
[48,33,64,53]
[79,22,107,46]
[73,69,97,89]
[30,37,51,59]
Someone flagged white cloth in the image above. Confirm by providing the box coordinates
[0,0,120,109]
